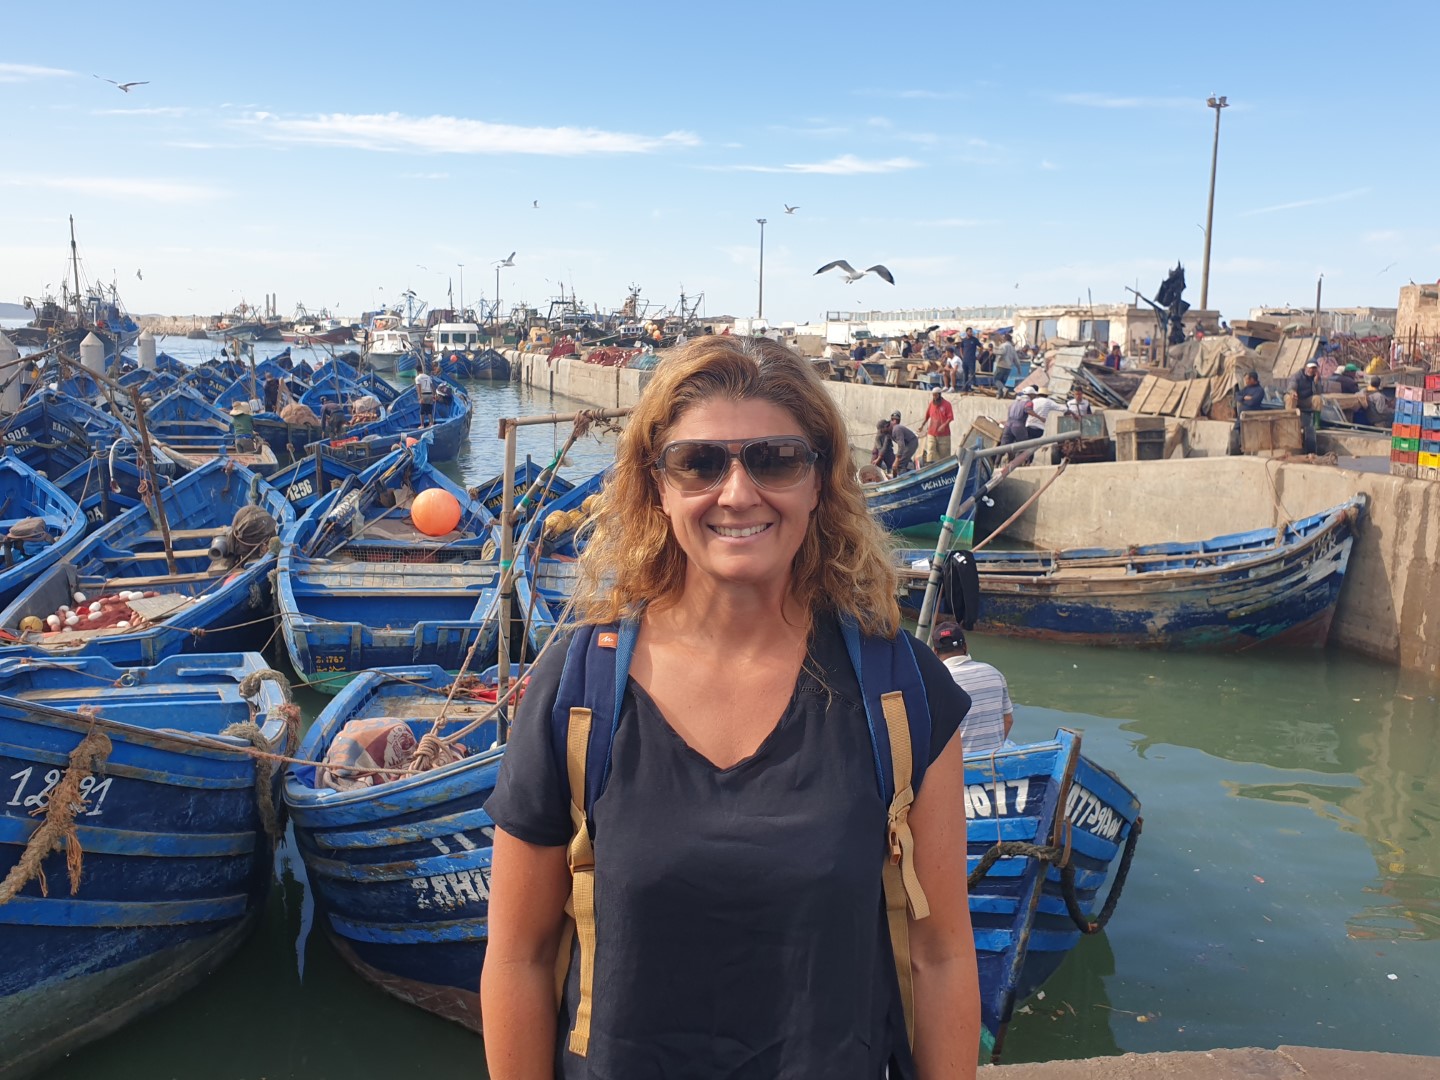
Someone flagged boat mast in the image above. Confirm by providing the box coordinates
[69,215,83,326]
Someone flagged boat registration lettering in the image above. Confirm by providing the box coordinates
[412,866,490,910]
[285,478,314,502]
[2,426,30,443]
[964,778,1030,818]
[313,654,348,673]
[7,767,113,816]
[1064,783,1122,841]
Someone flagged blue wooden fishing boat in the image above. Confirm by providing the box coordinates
[460,348,511,381]
[276,441,500,693]
[264,450,365,517]
[863,453,991,541]
[255,382,472,468]
[897,496,1366,649]
[964,728,1141,1059]
[0,451,86,611]
[283,665,501,1029]
[0,651,291,1077]
[468,457,576,521]
[0,459,293,666]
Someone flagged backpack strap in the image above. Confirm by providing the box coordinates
[549,619,638,1058]
[840,617,933,1045]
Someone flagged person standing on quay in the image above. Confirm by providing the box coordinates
[993,334,1018,398]
[958,328,980,393]
[481,335,980,1080]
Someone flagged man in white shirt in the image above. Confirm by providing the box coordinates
[933,621,1012,754]
[1026,390,1065,435]
[414,369,437,428]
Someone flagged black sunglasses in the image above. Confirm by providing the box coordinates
[654,436,820,493]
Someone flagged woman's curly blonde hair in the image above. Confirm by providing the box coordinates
[574,335,899,636]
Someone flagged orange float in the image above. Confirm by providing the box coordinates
[412,488,462,536]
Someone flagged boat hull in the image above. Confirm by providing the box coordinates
[964,730,1141,1057]
[900,497,1364,650]
[864,453,987,541]
[0,653,287,1076]
[284,667,502,1028]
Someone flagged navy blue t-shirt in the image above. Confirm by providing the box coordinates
[485,613,969,1080]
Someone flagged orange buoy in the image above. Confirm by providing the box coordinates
[412,488,462,536]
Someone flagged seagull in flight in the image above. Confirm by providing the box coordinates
[532,200,540,209]
[136,269,143,281]
[496,252,516,267]
[94,76,149,92]
[815,260,895,285]
[1378,262,1397,276]
[784,204,799,214]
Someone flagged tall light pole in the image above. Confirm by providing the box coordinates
[756,218,767,322]
[1199,95,1229,312]
[457,263,465,315]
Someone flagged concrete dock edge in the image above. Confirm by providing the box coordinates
[981,1046,1440,1078]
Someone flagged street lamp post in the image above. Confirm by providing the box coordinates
[756,218,767,322]
[1199,95,1229,312]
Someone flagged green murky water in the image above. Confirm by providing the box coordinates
[39,375,1440,1076]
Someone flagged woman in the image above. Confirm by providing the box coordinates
[482,336,979,1079]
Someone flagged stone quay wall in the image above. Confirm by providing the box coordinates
[507,349,1437,676]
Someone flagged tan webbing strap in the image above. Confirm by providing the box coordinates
[562,706,597,1056]
[880,690,930,1045]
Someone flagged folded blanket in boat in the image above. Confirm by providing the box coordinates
[316,717,468,790]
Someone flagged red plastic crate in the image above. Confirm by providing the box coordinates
[1393,424,1421,441]
[1426,374,1440,390]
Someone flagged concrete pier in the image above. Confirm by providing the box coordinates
[508,348,1439,676]
[983,1046,1439,1078]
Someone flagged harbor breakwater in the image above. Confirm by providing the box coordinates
[507,347,1438,676]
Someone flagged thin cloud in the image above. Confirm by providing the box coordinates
[239,111,700,155]
[855,88,961,101]
[1241,188,1369,217]
[1040,159,1059,170]
[401,171,450,180]
[93,106,194,117]
[711,154,921,175]
[0,62,76,83]
[1056,92,1196,109]
[0,174,225,203]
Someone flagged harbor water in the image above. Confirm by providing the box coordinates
[20,338,1440,1075]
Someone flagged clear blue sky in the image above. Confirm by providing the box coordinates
[3,0,1435,325]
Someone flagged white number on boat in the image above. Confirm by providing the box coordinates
[7,767,113,816]
[412,866,491,910]
[285,478,314,502]
[1063,783,1122,841]
[963,778,1030,818]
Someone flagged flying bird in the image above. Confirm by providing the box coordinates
[136,269,143,281]
[94,76,149,92]
[532,200,539,209]
[497,252,516,267]
[1378,262,1397,276]
[814,260,895,285]
[784,204,799,214]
